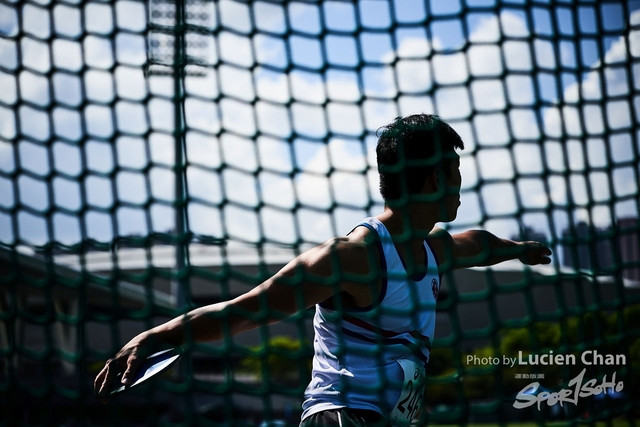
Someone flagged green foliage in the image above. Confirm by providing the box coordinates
[629,338,640,368]
[624,305,640,330]
[500,327,531,357]
[427,347,455,376]
[425,304,640,405]
[238,335,312,385]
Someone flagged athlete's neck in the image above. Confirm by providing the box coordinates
[377,204,439,241]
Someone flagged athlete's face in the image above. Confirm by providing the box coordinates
[442,156,462,222]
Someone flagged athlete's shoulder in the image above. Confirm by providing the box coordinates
[310,225,380,278]
[331,225,377,257]
[428,226,452,241]
[427,227,454,268]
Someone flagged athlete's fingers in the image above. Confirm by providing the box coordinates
[96,359,118,403]
[93,365,107,397]
[519,241,552,265]
[536,250,551,264]
[94,360,112,397]
[121,354,142,385]
[537,244,552,264]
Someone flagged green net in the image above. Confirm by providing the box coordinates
[1,0,640,425]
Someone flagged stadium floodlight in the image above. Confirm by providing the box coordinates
[145,0,211,77]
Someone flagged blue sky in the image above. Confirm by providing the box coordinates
[0,0,639,267]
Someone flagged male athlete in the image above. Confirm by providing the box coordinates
[94,114,551,426]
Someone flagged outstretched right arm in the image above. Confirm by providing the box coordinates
[94,236,373,401]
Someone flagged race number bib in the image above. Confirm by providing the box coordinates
[389,359,426,427]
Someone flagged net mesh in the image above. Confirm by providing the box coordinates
[1,0,640,425]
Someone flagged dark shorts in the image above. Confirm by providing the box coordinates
[299,408,389,427]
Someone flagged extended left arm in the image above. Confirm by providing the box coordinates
[430,228,552,270]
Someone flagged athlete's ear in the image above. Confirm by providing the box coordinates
[422,168,440,194]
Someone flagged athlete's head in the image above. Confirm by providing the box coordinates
[376,114,464,219]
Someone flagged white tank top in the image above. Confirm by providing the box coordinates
[301,217,441,422]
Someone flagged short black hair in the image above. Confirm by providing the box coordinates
[376,114,464,201]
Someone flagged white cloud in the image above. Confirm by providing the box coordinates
[256,101,292,138]
[84,3,113,35]
[115,1,146,32]
[500,10,530,37]
[503,41,533,71]
[397,37,432,58]
[21,38,51,73]
[85,70,115,103]
[116,171,147,205]
[19,71,49,106]
[255,69,290,103]
[467,45,503,76]
[53,4,82,38]
[290,71,326,104]
[363,100,398,133]
[4,2,638,252]
[20,106,50,141]
[188,98,222,134]
[505,75,535,106]
[545,11,640,136]
[481,183,518,217]
[295,173,331,209]
[219,31,254,67]
[115,102,148,135]
[396,60,432,94]
[253,2,287,34]
[470,80,505,111]
[291,103,327,139]
[187,167,222,204]
[0,107,16,141]
[115,33,147,67]
[53,107,83,141]
[184,69,219,99]
[0,38,17,70]
[257,136,293,173]
[23,3,50,39]
[0,3,18,37]
[149,167,174,202]
[360,67,393,99]
[219,0,252,33]
[432,53,468,85]
[538,11,638,230]
[17,211,48,246]
[219,65,255,102]
[253,34,288,69]
[436,87,471,120]
[259,171,296,210]
[477,148,514,180]
[327,103,363,136]
[84,105,113,138]
[509,109,540,140]
[289,136,380,236]
[84,36,115,70]
[115,67,147,101]
[223,168,259,207]
[534,39,556,70]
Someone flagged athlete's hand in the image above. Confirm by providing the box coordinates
[517,241,552,265]
[93,332,151,403]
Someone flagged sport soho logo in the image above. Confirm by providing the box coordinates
[466,350,626,410]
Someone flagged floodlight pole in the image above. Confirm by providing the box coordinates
[148,0,208,312]
[172,0,188,312]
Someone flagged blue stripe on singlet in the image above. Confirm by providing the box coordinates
[319,222,388,312]
[340,326,430,366]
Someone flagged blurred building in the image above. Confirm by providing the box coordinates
[3,240,640,423]
[560,217,640,281]
[619,217,640,282]
[510,225,548,245]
